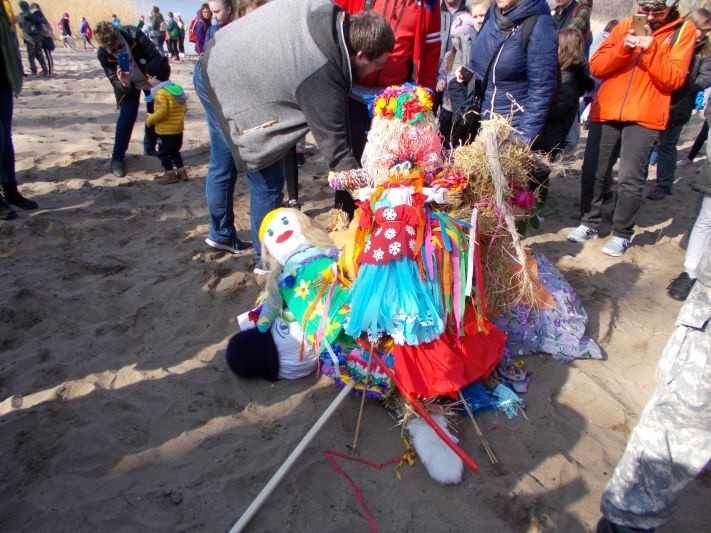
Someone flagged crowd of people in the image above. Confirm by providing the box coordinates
[0,0,709,530]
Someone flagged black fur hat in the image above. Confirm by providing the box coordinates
[145,56,171,82]
[225,328,280,381]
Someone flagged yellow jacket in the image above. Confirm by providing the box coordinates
[146,82,186,135]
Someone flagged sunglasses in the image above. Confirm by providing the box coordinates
[638,5,669,14]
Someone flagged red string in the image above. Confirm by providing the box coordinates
[324,450,403,533]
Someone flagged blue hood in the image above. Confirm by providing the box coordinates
[493,0,551,25]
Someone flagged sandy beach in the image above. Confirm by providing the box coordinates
[0,48,709,532]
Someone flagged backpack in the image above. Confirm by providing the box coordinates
[167,20,180,40]
[86,24,93,39]
[40,16,53,38]
[669,22,700,108]
[571,2,592,43]
[188,16,199,43]
[23,16,40,37]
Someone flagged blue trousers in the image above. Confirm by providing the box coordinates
[193,58,284,261]
[112,87,157,162]
[0,84,16,186]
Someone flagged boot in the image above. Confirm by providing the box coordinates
[0,197,18,220]
[1,182,38,210]
[176,167,189,181]
[157,170,180,185]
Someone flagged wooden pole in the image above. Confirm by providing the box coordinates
[229,381,356,533]
[458,390,497,464]
[350,346,375,453]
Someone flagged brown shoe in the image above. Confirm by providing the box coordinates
[157,170,180,185]
[176,167,189,181]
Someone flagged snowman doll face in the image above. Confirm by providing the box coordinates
[261,209,310,265]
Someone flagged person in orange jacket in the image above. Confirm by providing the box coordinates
[332,0,441,217]
[567,0,696,257]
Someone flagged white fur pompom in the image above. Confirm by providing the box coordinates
[406,414,464,485]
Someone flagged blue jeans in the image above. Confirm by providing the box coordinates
[0,84,16,185]
[113,88,157,161]
[654,124,684,193]
[193,58,284,261]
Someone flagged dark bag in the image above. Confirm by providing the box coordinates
[449,75,484,147]
[24,19,40,37]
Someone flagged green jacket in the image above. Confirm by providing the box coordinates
[0,3,22,95]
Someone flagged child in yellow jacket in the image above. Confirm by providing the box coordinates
[145,57,187,184]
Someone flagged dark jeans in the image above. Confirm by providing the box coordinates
[687,119,708,161]
[654,124,684,192]
[284,144,298,201]
[194,57,284,260]
[0,84,16,185]
[580,122,658,239]
[338,96,370,216]
[24,39,47,74]
[153,35,166,54]
[438,108,453,150]
[157,133,184,171]
[112,87,157,161]
[167,39,179,59]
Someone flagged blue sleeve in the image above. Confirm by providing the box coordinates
[520,16,559,143]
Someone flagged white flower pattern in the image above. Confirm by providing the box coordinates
[389,242,401,255]
[384,228,397,240]
[383,208,397,221]
[405,225,415,235]
[372,248,385,261]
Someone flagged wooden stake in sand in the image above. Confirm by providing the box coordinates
[350,345,375,454]
[229,381,356,533]
[458,390,497,464]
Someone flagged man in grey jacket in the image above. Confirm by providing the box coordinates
[596,248,710,532]
[202,0,394,263]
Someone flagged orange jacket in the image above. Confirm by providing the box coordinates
[589,16,696,130]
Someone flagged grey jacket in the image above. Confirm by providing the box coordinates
[202,0,358,172]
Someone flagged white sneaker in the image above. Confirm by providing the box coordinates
[676,158,692,168]
[602,236,631,257]
[567,224,598,243]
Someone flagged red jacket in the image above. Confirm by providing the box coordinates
[589,16,696,131]
[335,0,440,90]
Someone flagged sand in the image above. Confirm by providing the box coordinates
[0,48,709,532]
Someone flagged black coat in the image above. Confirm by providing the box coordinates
[534,63,593,152]
[669,46,711,127]
[97,26,163,107]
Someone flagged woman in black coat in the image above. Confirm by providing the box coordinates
[531,27,594,204]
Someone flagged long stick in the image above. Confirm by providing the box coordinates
[350,347,375,453]
[367,348,478,473]
[229,381,356,533]
[458,390,497,464]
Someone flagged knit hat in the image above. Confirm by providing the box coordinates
[144,57,170,82]
[225,328,280,381]
[637,0,677,9]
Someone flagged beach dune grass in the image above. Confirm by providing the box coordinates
[31,0,138,34]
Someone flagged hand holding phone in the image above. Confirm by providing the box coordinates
[632,14,649,36]
[457,65,474,84]
[117,52,130,72]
